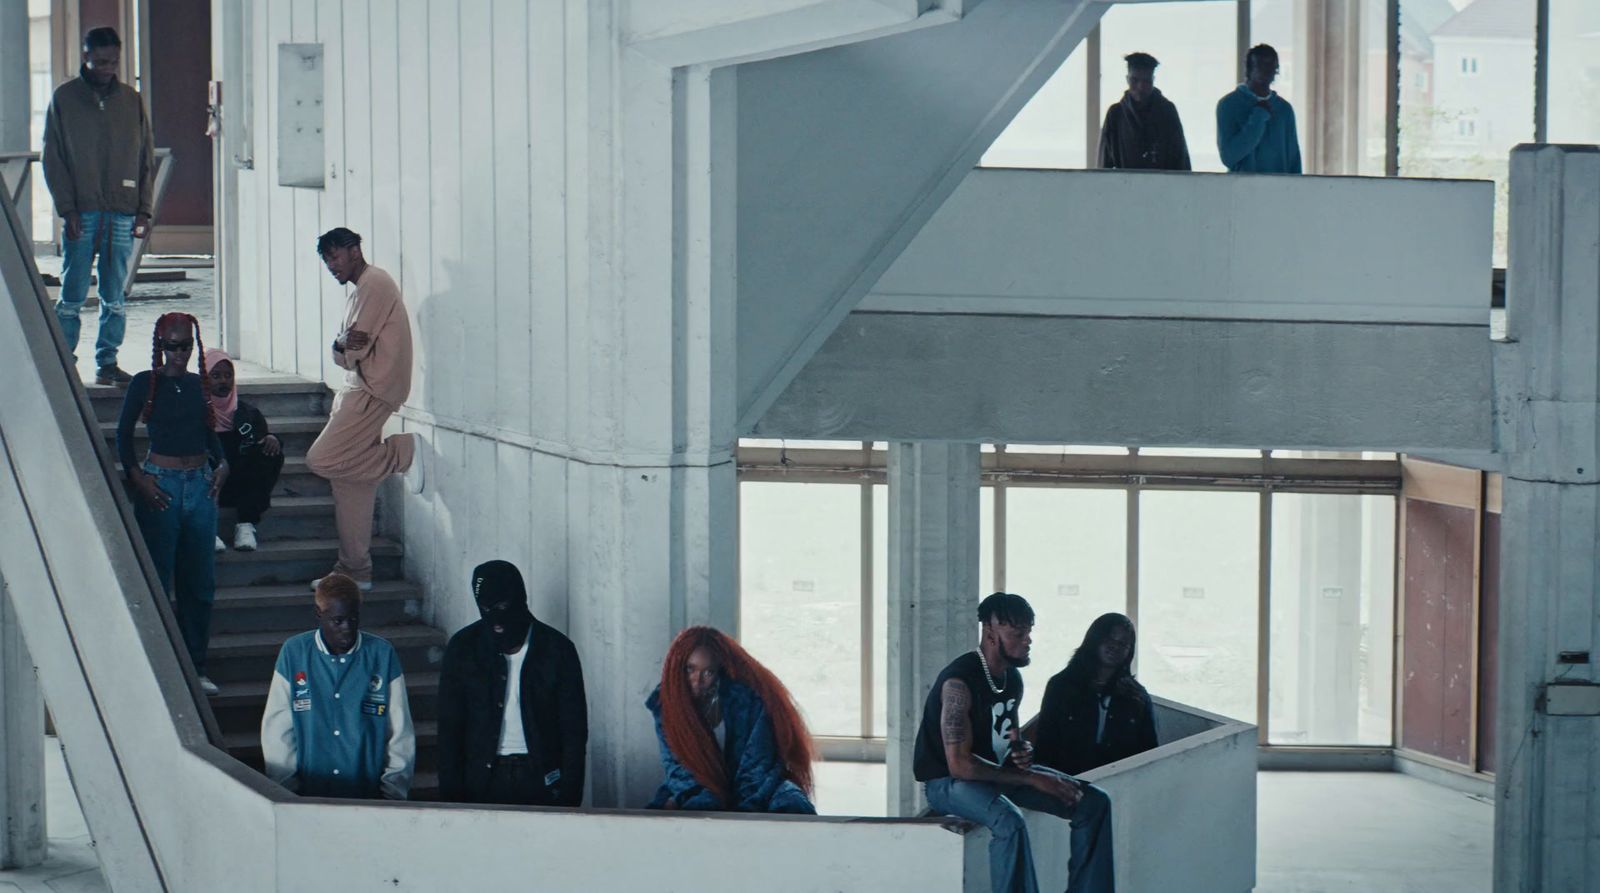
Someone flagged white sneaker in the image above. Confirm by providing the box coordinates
[403,434,429,495]
[233,523,258,552]
[309,576,374,593]
[214,536,227,553]
[198,676,220,696]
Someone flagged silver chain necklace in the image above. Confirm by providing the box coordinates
[974,648,1006,695]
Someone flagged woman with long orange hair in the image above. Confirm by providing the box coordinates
[645,626,817,813]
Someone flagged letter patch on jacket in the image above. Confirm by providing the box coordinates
[361,701,387,717]
[292,698,312,712]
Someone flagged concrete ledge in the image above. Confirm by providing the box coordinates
[1394,750,1494,800]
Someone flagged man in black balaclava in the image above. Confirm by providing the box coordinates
[437,560,588,805]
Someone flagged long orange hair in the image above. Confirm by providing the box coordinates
[657,626,816,806]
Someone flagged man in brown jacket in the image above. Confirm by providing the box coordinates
[41,27,156,385]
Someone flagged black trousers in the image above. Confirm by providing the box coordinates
[219,444,284,524]
[482,754,543,806]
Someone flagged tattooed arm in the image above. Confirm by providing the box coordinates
[940,679,1029,785]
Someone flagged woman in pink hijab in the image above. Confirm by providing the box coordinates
[205,349,284,551]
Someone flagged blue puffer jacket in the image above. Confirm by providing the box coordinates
[645,677,815,814]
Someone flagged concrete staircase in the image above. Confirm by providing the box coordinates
[87,377,447,798]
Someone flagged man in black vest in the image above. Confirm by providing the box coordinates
[914,593,1115,893]
[437,560,587,805]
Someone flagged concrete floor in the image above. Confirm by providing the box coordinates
[1,749,1490,892]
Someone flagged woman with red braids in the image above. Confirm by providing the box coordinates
[645,626,817,813]
[115,312,228,695]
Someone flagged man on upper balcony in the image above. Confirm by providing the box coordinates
[41,26,156,386]
[1098,52,1191,171]
[1217,44,1302,174]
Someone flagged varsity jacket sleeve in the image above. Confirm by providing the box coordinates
[380,663,416,800]
[732,696,787,812]
[260,651,300,792]
[40,93,77,217]
[436,635,469,801]
[555,637,588,806]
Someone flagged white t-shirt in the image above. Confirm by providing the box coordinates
[497,636,531,756]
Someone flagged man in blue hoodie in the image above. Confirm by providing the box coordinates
[1216,44,1302,174]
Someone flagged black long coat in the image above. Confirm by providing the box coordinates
[1097,89,1192,171]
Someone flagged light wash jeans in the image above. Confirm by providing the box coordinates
[56,211,134,369]
[926,769,1114,893]
[133,464,218,675]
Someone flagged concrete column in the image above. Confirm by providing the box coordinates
[1303,0,1364,176]
[0,577,46,869]
[1494,144,1600,893]
[0,0,31,242]
[886,442,981,817]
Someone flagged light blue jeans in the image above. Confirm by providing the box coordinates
[926,770,1114,893]
[133,464,218,675]
[56,211,134,369]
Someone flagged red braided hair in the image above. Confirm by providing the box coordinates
[657,626,816,806]
[142,312,214,429]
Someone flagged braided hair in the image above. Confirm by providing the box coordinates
[142,312,214,429]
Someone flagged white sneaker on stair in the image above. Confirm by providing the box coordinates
[198,676,220,696]
[309,576,374,593]
[214,536,227,553]
[233,522,258,552]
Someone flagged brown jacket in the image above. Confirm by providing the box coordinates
[41,71,157,218]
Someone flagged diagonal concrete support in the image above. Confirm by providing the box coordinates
[0,581,45,870]
[1494,144,1600,893]
[886,442,980,816]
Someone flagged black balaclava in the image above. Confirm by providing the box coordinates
[472,560,534,653]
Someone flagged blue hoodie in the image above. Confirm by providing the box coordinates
[1216,84,1302,173]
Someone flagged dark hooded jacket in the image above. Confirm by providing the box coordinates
[437,568,587,806]
[1097,88,1192,171]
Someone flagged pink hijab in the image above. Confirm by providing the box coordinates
[204,347,238,433]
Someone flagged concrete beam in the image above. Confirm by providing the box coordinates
[1494,143,1600,893]
[624,0,963,67]
[886,442,980,817]
[0,583,45,870]
[756,312,1494,453]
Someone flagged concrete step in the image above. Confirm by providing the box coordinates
[210,579,424,634]
[104,414,327,456]
[217,495,337,542]
[212,537,402,589]
[208,671,441,728]
[224,720,441,775]
[273,457,331,498]
[204,622,444,684]
[85,379,331,423]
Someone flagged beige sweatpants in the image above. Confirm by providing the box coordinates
[305,388,414,582]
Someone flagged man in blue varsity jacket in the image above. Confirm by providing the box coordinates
[260,573,415,798]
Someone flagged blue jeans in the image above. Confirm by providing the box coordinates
[56,211,134,369]
[133,464,218,675]
[926,770,1114,893]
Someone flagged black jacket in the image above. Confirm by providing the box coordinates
[1097,89,1192,171]
[437,617,588,805]
[218,399,271,460]
[1033,672,1159,776]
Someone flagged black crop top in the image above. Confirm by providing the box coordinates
[115,371,226,476]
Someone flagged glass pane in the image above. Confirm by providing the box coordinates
[1269,494,1397,745]
[1138,491,1261,722]
[983,42,1089,169]
[739,482,863,737]
[1005,488,1129,720]
[872,484,888,737]
[739,438,866,451]
[1138,447,1263,458]
[981,486,996,595]
[1399,0,1536,266]
[1547,1,1600,143]
[1099,1,1238,173]
[28,1,55,237]
[1005,444,1131,456]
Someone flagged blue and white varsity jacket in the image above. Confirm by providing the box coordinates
[260,630,416,799]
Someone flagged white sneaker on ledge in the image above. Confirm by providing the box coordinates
[403,434,429,495]
[214,536,227,553]
[198,676,220,696]
[233,522,257,552]
[309,576,374,593]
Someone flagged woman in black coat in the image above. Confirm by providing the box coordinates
[1033,612,1160,775]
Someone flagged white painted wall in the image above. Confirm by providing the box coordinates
[967,700,1258,893]
[861,168,1495,324]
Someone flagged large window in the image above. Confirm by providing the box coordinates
[738,443,1401,746]
[983,47,1089,169]
[1547,0,1600,144]
[1269,493,1396,745]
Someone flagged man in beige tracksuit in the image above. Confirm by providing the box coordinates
[306,228,422,591]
